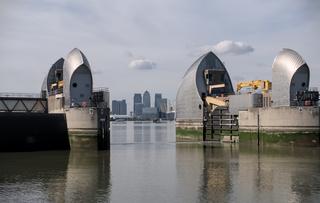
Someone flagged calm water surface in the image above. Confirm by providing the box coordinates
[0,121,319,203]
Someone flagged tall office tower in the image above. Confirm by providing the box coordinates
[135,103,144,116]
[112,100,120,115]
[143,90,151,108]
[112,100,127,115]
[154,93,162,110]
[134,93,142,104]
[160,98,168,113]
[159,98,168,119]
[119,99,127,115]
[133,93,142,116]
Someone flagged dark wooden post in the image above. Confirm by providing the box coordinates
[201,93,207,142]
[97,107,110,150]
[257,113,260,146]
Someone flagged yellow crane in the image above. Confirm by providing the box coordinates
[236,80,271,94]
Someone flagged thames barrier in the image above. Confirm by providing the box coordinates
[0,48,110,151]
[176,49,319,146]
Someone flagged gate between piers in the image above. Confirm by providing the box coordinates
[202,100,239,142]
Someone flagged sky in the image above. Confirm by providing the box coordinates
[1,0,319,112]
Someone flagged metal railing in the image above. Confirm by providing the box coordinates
[0,97,47,113]
[93,87,109,92]
[0,92,41,98]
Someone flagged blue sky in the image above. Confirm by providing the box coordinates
[1,0,319,111]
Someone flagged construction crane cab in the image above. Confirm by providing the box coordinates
[236,80,272,94]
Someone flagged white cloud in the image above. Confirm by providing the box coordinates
[128,59,156,70]
[200,40,254,55]
[0,1,319,105]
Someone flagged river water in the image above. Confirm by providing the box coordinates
[0,121,319,203]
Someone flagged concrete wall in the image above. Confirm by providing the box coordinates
[65,107,99,150]
[239,106,319,132]
[176,119,202,130]
[48,95,64,113]
[229,94,263,115]
[0,112,69,151]
[65,107,98,130]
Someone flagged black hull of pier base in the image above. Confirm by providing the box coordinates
[0,113,70,152]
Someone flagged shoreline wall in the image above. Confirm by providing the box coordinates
[176,119,202,130]
[239,106,320,146]
[0,112,70,151]
[239,106,319,132]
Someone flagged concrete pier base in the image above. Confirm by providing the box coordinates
[239,106,320,146]
[65,108,99,150]
[68,129,98,150]
[222,136,239,143]
[176,119,202,130]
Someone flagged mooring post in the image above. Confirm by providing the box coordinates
[201,92,207,142]
[230,115,233,143]
[97,107,110,150]
[318,108,320,146]
[257,113,260,146]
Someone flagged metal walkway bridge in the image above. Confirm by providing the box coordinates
[0,93,47,113]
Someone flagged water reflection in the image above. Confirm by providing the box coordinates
[236,145,320,203]
[155,125,166,142]
[111,121,176,144]
[175,143,320,203]
[0,151,70,202]
[64,151,111,202]
[198,144,239,203]
[0,151,110,202]
[143,125,151,143]
[111,121,128,143]
[0,122,319,203]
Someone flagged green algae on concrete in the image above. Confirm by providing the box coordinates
[176,128,202,142]
[239,131,320,146]
[176,127,320,146]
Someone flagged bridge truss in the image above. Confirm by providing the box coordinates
[0,97,47,113]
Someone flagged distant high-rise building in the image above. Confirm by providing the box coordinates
[159,98,168,119]
[142,107,158,120]
[119,99,127,115]
[154,93,162,111]
[160,98,168,113]
[143,90,151,108]
[134,103,144,117]
[112,100,119,114]
[112,99,127,115]
[134,93,142,117]
[134,93,142,104]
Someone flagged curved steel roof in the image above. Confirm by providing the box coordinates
[272,48,310,106]
[41,58,64,95]
[272,48,306,78]
[40,76,47,94]
[176,51,234,121]
[63,48,93,106]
